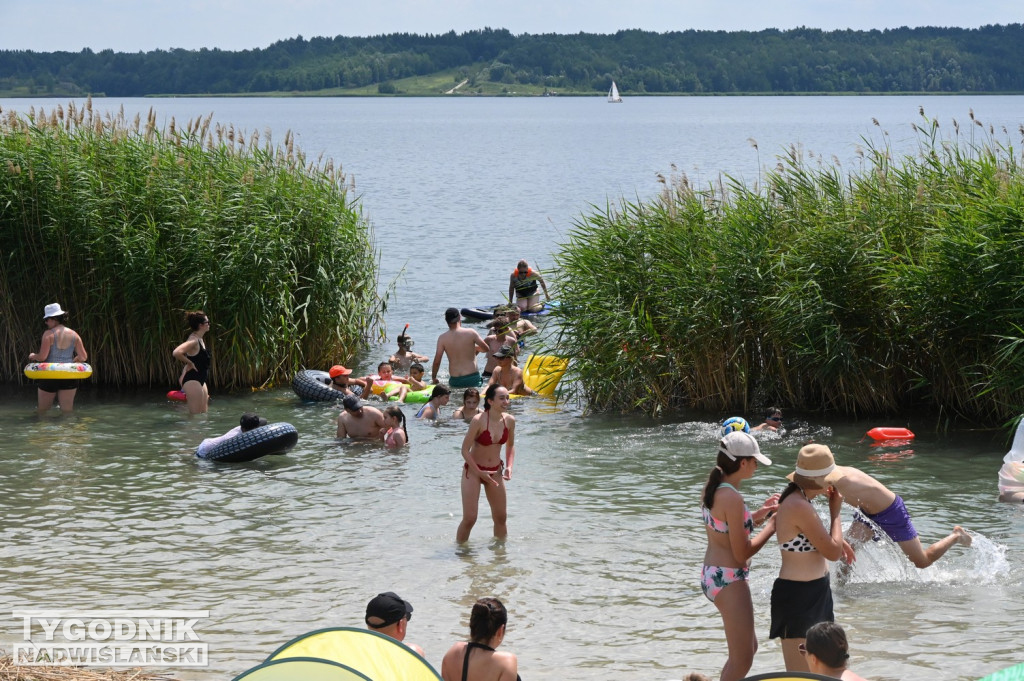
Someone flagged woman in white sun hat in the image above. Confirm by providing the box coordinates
[28,303,88,413]
[769,443,854,672]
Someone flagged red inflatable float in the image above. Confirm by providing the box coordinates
[866,426,915,441]
[167,390,187,402]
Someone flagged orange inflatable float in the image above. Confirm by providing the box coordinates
[866,426,915,441]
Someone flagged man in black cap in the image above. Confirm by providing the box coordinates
[336,394,385,439]
[365,592,424,656]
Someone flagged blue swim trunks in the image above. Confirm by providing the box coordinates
[853,494,918,543]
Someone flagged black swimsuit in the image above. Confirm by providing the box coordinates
[461,642,522,681]
[182,340,210,386]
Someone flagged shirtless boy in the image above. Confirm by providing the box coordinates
[801,444,971,568]
[432,307,489,388]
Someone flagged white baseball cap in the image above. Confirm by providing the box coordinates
[719,431,772,466]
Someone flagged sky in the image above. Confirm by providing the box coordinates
[0,0,1020,53]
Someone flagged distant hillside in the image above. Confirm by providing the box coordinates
[2,25,1024,97]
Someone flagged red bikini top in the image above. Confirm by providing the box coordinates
[475,412,509,446]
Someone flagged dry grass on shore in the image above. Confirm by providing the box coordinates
[0,656,175,681]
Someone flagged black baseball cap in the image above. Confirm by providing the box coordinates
[365,592,413,628]
[343,394,364,411]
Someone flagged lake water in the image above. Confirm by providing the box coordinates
[1,95,1022,680]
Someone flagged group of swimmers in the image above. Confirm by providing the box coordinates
[326,291,554,543]
[701,421,973,681]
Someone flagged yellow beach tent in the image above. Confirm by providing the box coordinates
[265,627,441,681]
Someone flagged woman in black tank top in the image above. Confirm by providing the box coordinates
[172,310,212,414]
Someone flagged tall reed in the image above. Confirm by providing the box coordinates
[0,99,385,389]
[549,111,1024,424]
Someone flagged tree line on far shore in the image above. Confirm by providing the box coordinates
[2,25,1024,97]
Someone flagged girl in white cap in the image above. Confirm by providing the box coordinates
[28,303,88,413]
[700,431,778,681]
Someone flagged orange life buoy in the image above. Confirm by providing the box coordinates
[866,427,915,441]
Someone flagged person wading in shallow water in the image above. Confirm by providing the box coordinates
[29,302,88,414]
[433,307,488,388]
[457,385,516,542]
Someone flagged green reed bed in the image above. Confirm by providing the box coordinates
[551,112,1024,424]
[0,99,384,389]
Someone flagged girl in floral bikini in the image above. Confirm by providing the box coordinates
[700,432,779,681]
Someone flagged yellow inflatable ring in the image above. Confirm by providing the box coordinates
[24,362,93,380]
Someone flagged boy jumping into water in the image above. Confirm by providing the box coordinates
[794,444,972,568]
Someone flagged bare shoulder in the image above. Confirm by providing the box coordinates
[495,650,518,678]
[440,642,467,681]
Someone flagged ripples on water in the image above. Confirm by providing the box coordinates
[1,95,1023,680]
[0,377,1021,681]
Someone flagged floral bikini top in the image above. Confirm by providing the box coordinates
[702,483,754,535]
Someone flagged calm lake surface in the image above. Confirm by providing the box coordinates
[1,95,1022,680]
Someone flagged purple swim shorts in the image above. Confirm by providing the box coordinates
[854,494,918,543]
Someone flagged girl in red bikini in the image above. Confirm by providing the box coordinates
[457,384,516,542]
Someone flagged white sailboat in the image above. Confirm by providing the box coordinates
[607,81,623,103]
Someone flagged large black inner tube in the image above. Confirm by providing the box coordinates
[291,369,362,401]
[200,422,299,463]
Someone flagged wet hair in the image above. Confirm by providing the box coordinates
[765,406,783,418]
[516,259,528,269]
[701,449,744,509]
[397,333,412,347]
[483,383,507,411]
[410,363,424,373]
[383,405,408,443]
[430,385,451,401]
[805,621,850,669]
[185,310,208,332]
[469,597,508,643]
[463,387,480,403]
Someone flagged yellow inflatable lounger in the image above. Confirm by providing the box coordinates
[24,362,93,380]
[267,627,441,680]
[523,354,567,396]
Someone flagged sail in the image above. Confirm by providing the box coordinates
[607,81,622,103]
